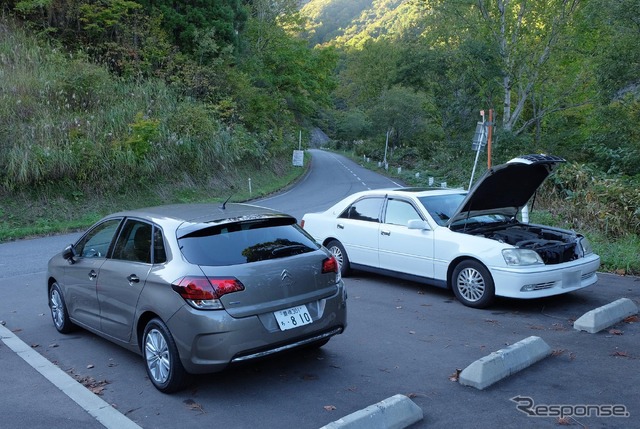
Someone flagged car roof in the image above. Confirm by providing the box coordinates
[110,203,294,235]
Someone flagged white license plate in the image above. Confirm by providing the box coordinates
[274,305,313,331]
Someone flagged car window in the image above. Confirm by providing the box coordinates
[384,199,422,226]
[339,197,383,222]
[153,227,167,264]
[178,218,320,266]
[113,220,154,264]
[75,219,122,258]
[418,194,466,226]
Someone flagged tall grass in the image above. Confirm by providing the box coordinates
[0,17,282,196]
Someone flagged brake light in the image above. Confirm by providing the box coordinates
[300,219,305,228]
[171,276,244,310]
[322,256,339,274]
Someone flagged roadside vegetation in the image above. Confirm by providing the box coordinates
[1,1,638,275]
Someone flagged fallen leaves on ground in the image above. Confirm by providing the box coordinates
[449,369,461,382]
[73,375,110,395]
[183,399,206,414]
[611,350,631,358]
[624,315,638,323]
[323,405,336,411]
[608,329,623,335]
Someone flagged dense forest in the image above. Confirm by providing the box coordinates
[0,0,638,270]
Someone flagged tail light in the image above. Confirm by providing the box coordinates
[322,256,339,274]
[172,276,244,310]
[300,219,305,228]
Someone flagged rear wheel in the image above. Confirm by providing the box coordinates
[451,260,495,309]
[326,239,350,277]
[49,282,75,334]
[142,318,187,393]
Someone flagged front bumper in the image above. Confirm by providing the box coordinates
[490,253,601,299]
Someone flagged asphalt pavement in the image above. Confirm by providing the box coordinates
[0,322,139,429]
[2,150,638,428]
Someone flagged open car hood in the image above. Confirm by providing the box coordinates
[448,154,566,225]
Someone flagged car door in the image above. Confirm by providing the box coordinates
[336,196,383,268]
[377,198,435,279]
[63,218,123,330]
[96,219,155,341]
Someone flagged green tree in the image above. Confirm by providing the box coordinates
[239,0,338,127]
[137,0,248,52]
[417,0,584,135]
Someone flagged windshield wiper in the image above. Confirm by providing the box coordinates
[271,244,309,257]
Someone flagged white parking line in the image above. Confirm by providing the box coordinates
[0,324,142,429]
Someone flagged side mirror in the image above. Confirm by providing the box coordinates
[407,219,429,230]
[62,244,77,263]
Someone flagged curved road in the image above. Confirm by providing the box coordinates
[1,150,638,429]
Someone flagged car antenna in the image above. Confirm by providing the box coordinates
[221,194,233,210]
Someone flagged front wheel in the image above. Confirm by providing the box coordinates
[326,239,350,277]
[451,260,495,309]
[49,282,76,334]
[142,318,187,393]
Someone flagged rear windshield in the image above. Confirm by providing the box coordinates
[178,218,321,266]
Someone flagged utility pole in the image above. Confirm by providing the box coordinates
[487,109,493,168]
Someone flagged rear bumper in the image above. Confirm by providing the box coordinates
[166,287,347,374]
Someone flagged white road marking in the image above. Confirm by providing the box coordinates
[0,324,142,429]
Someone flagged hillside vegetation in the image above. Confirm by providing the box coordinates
[1,0,638,273]
[300,0,639,273]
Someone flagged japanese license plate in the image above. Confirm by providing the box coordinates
[274,305,313,331]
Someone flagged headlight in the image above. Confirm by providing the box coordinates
[580,237,593,256]
[502,248,543,266]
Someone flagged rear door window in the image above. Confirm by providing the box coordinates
[339,197,383,222]
[178,218,320,266]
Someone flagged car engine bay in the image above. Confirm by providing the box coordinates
[465,223,583,264]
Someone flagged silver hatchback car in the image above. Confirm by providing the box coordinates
[47,203,347,392]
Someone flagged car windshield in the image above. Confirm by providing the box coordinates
[178,218,320,266]
[417,194,466,226]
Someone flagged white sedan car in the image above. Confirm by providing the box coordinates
[301,154,600,308]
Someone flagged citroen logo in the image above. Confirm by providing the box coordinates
[281,269,294,287]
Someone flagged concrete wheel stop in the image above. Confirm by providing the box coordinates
[458,336,552,390]
[319,394,423,429]
[573,298,639,333]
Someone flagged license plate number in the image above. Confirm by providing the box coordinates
[274,305,313,331]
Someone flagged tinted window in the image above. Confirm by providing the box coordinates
[113,221,167,264]
[179,219,320,266]
[339,197,383,222]
[153,227,167,263]
[75,219,121,258]
[418,194,466,226]
[113,220,153,263]
[384,199,422,226]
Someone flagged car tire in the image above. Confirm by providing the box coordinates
[142,318,188,393]
[326,239,350,277]
[451,260,495,309]
[49,282,76,334]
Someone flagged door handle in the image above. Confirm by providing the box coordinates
[381,230,391,236]
[88,270,97,280]
[337,224,344,229]
[127,274,140,284]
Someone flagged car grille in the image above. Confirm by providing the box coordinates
[523,281,556,291]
